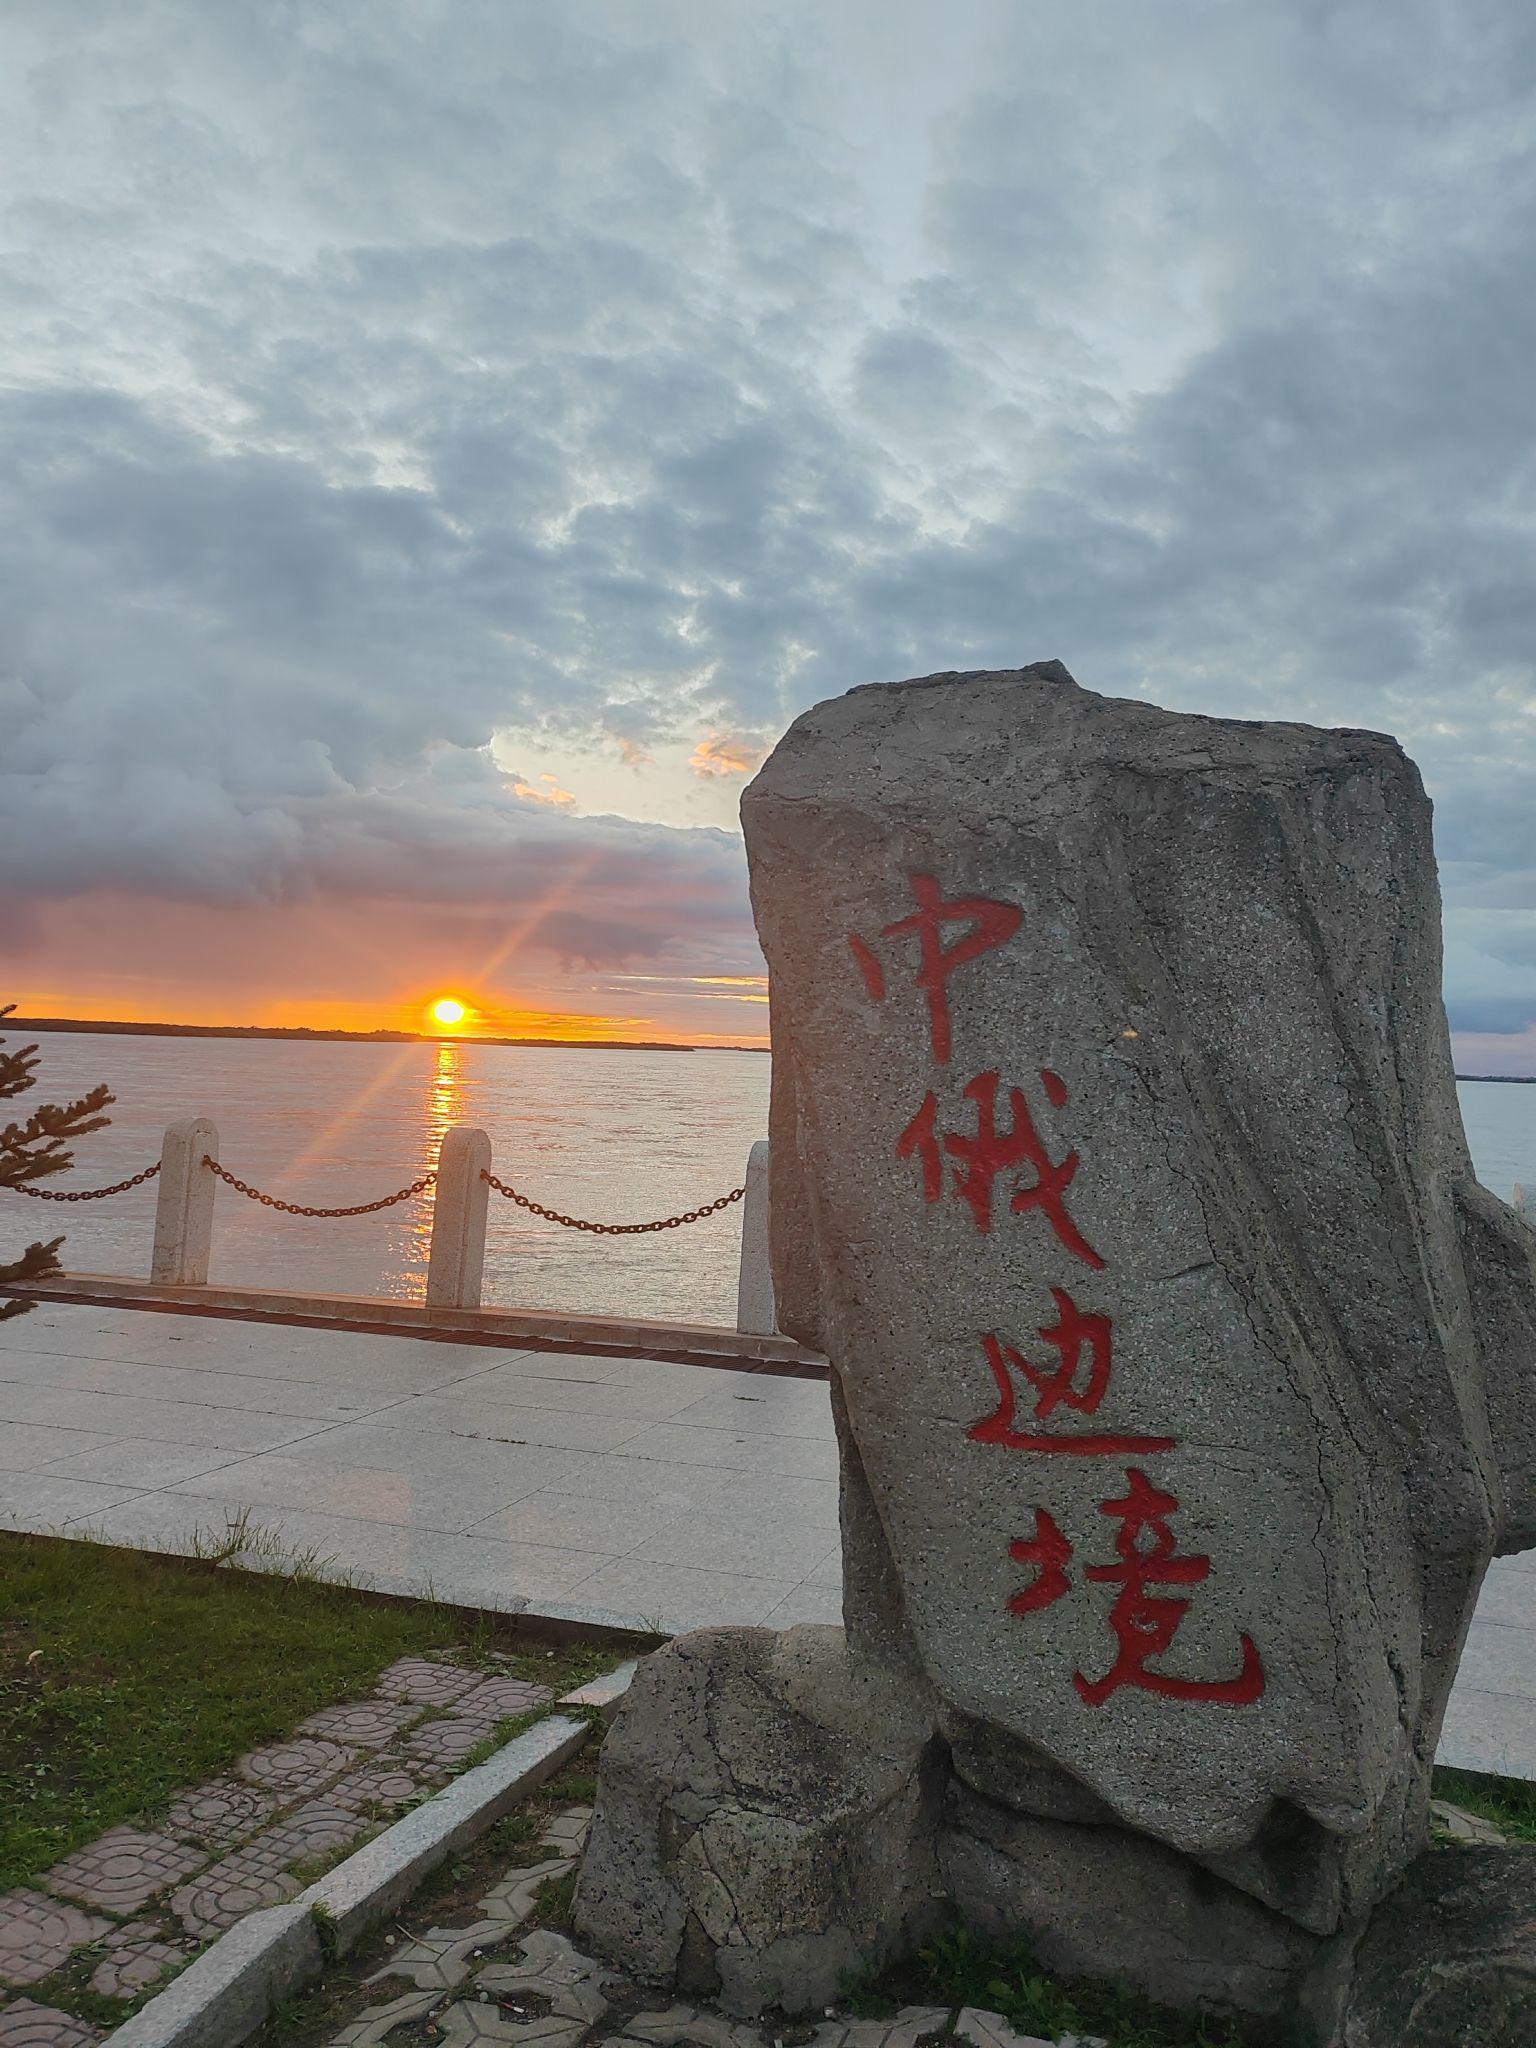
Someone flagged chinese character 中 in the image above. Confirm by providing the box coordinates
[849,872,1022,1064]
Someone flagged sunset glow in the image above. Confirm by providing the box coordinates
[430,997,468,1027]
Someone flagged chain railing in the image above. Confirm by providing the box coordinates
[481,1169,745,1235]
[10,1163,161,1201]
[203,1157,435,1218]
[2,1120,779,1334]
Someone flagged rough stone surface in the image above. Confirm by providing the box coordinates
[573,1624,943,2015]
[685,661,1536,2016]
[1327,1845,1536,2046]
[0,1893,113,1988]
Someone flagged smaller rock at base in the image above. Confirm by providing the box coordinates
[1336,1844,1536,2045]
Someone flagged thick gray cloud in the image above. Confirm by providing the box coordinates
[2,0,1533,1053]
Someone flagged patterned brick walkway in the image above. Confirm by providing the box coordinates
[0,1655,552,2041]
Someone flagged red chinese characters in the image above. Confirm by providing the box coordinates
[850,872,1022,1064]
[850,869,1264,1710]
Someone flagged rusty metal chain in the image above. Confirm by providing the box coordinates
[9,1162,162,1201]
[481,1169,745,1235]
[203,1156,434,1218]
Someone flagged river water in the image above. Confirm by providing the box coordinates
[10,1033,1535,1329]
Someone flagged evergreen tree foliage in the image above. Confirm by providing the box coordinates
[1,1004,113,1322]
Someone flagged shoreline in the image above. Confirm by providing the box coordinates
[4,1015,767,1054]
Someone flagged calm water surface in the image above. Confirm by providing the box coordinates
[20,1035,769,1325]
[13,1034,1535,1327]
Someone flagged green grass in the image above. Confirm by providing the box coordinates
[1430,1765,1536,1843]
[846,1924,1262,2048]
[0,1528,480,1887]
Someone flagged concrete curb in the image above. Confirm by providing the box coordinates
[106,1664,636,2048]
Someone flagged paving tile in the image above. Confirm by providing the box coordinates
[629,1508,839,1581]
[167,1441,569,1535]
[41,1827,205,1916]
[49,1493,238,1560]
[327,1757,443,1813]
[431,1366,705,1420]
[87,1920,193,1999]
[266,1799,375,1861]
[667,1383,834,1441]
[18,1357,374,1422]
[0,1891,113,1987]
[375,1658,485,1708]
[33,1438,248,1489]
[1469,1566,1536,1629]
[462,1491,685,1557]
[538,1806,593,1852]
[0,1384,329,1453]
[436,2004,583,2046]
[236,1736,358,1795]
[402,1715,505,1766]
[805,1545,844,1590]
[0,1472,151,1534]
[559,1557,801,1632]
[0,1999,105,2045]
[1437,1681,1536,1775]
[328,1988,440,2045]
[385,1399,650,1456]
[168,1833,305,1938]
[162,1778,280,1848]
[622,2005,756,2047]
[759,1581,844,1628]
[552,1455,838,1525]
[0,1423,116,1473]
[955,2008,1056,2048]
[612,1421,839,1480]
[1450,1619,1536,1702]
[295,1699,420,1747]
[445,1676,553,1721]
[479,1853,575,1927]
[476,1927,619,2023]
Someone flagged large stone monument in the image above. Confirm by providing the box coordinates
[575,665,1536,2038]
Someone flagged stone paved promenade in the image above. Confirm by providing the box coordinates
[0,1304,1531,1779]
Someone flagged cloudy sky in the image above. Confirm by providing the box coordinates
[3,0,1534,1062]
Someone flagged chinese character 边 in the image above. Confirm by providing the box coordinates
[969,1312,1176,1458]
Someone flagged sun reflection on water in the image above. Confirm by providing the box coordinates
[385,1040,473,1302]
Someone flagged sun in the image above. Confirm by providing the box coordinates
[430,997,468,1027]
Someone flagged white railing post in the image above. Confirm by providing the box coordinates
[150,1118,218,1285]
[736,1138,777,1335]
[426,1126,492,1308]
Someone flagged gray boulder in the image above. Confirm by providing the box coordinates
[572,1624,944,2015]
[742,664,1535,1948]
[578,664,1536,2029]
[1329,1845,1536,2046]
